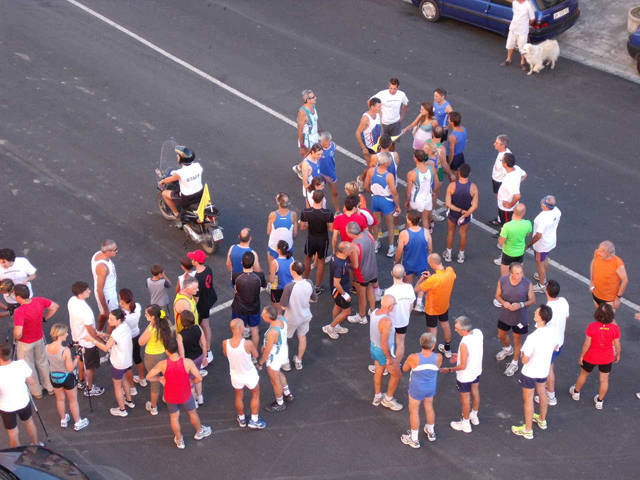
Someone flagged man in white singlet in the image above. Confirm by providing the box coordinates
[406,149,438,230]
[91,239,118,330]
[222,319,266,429]
[293,89,319,179]
[355,97,383,189]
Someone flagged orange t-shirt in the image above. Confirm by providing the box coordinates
[592,251,624,301]
[419,267,456,315]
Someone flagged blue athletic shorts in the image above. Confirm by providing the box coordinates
[519,373,547,389]
[409,382,436,401]
[232,310,261,328]
[371,196,395,216]
[456,375,480,393]
[551,346,562,364]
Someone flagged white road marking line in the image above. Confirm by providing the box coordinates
[64,0,639,312]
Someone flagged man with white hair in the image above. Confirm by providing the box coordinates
[385,264,416,362]
[488,134,511,227]
[318,131,339,210]
[440,315,483,433]
[527,195,562,293]
[590,241,628,311]
[347,222,379,325]
[293,89,319,179]
[91,239,118,331]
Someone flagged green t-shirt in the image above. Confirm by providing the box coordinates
[500,219,532,257]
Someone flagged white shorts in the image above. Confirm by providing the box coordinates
[97,293,119,315]
[506,31,528,51]
[266,351,288,371]
[287,320,310,338]
[230,371,259,390]
[409,195,433,213]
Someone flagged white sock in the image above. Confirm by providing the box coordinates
[251,414,258,422]
[374,393,383,399]
[471,409,478,417]
[510,360,517,365]
[459,250,465,254]
[384,394,392,402]
[426,424,435,434]
[411,429,419,441]
[283,385,291,396]
[547,391,556,399]
[445,248,452,255]
[238,414,245,421]
[276,396,284,405]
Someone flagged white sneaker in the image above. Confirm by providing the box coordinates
[432,212,445,222]
[197,395,204,405]
[442,250,452,263]
[372,394,383,407]
[129,387,138,396]
[60,413,70,428]
[423,425,437,442]
[493,298,503,308]
[110,407,128,417]
[381,396,403,411]
[374,240,381,253]
[133,376,148,387]
[569,385,580,401]
[495,345,513,361]
[386,245,396,258]
[593,395,603,410]
[174,435,185,449]
[334,324,349,334]
[533,282,547,294]
[504,361,518,377]
[145,401,158,416]
[493,257,503,266]
[469,411,479,426]
[413,302,424,312]
[401,430,421,448]
[322,325,339,340]
[124,400,135,408]
[194,425,213,440]
[457,251,465,264]
[534,394,558,406]
[533,272,540,281]
[347,313,367,324]
[368,364,388,375]
[73,418,89,431]
[437,344,452,359]
[293,355,303,370]
[292,164,303,180]
[206,350,214,363]
[450,419,472,433]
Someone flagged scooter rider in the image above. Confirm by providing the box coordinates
[157,146,204,224]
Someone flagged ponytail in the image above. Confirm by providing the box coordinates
[146,304,173,347]
[119,288,136,313]
[277,240,292,259]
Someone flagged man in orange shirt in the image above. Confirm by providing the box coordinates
[415,253,457,359]
[590,241,628,311]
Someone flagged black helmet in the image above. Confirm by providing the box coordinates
[175,145,195,164]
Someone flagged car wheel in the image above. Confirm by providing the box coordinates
[419,0,440,22]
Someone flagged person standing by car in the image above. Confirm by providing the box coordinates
[501,0,535,71]
[371,78,409,150]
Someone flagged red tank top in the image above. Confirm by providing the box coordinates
[163,356,191,404]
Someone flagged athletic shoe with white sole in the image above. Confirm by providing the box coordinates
[199,369,208,377]
[386,245,396,258]
[511,424,533,439]
[174,436,185,449]
[60,413,70,428]
[84,385,105,397]
[493,257,503,266]
[401,430,420,448]
[450,419,472,433]
[534,394,557,406]
[457,251,465,264]
[194,425,212,440]
[333,324,349,334]
[504,361,518,377]
[381,396,403,411]
[437,344,452,359]
[248,417,267,429]
[423,425,437,442]
[292,164,303,180]
[243,327,251,339]
[293,355,303,370]
[124,400,135,409]
[569,385,580,401]
[532,413,547,430]
[129,387,138,396]
[533,282,547,294]
[442,250,452,263]
[145,401,158,416]
[368,364,388,375]
[593,395,603,410]
[110,407,128,417]
[206,350,214,363]
[413,302,424,312]
[469,411,479,425]
[495,345,513,361]
[322,325,339,339]
[371,395,382,407]
[73,418,89,431]
[347,313,367,324]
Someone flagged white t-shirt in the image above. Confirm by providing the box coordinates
[456,328,483,383]
[281,280,315,325]
[546,297,569,348]
[124,303,142,337]
[110,323,133,370]
[532,207,562,252]
[68,296,96,349]
[521,325,557,379]
[497,166,526,211]
[372,89,409,125]
[491,148,512,182]
[171,162,203,196]
[178,271,196,289]
[385,283,416,329]
[0,360,32,412]
[510,0,535,35]
[0,257,37,304]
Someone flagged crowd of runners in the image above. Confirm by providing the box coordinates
[0,80,636,450]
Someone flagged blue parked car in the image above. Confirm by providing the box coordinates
[628,25,640,74]
[411,0,580,42]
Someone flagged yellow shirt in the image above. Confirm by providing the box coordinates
[173,293,199,333]
[145,325,166,355]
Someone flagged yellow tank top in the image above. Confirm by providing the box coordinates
[145,325,166,355]
[174,293,199,333]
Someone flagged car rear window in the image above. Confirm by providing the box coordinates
[534,0,567,10]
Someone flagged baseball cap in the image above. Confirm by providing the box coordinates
[187,250,206,264]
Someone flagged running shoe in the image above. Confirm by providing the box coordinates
[413,302,424,312]
[400,430,420,448]
[532,413,547,430]
[569,385,580,401]
[248,417,267,429]
[442,250,452,263]
[386,245,396,258]
[237,416,247,428]
[593,395,603,410]
[371,395,382,407]
[145,401,158,416]
[533,282,547,294]
[493,257,503,266]
[174,436,185,449]
[333,324,349,334]
[322,325,339,340]
[129,387,138,396]
[206,350,214,363]
[511,424,533,439]
[347,313,367,324]
[77,381,86,391]
[284,393,294,403]
[432,212,445,222]
[110,407,128,417]
[194,425,212,440]
[457,251,465,264]
[293,355,303,370]
[368,364,388,375]
[264,401,286,412]
[374,240,381,253]
[73,418,89,431]
[60,413,70,429]
[469,411,479,426]
[381,396,403,411]
[314,285,324,296]
[450,419,472,433]
[504,361,518,377]
[437,344,452,359]
[495,345,513,361]
[84,385,105,397]
[197,395,204,405]
[534,394,557,406]
[124,400,135,409]
[423,425,437,442]
[292,164,303,180]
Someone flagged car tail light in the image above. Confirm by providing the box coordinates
[532,21,549,29]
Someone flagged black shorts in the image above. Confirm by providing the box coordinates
[332,289,352,309]
[1,403,32,430]
[305,236,329,259]
[581,360,612,373]
[82,346,100,370]
[382,121,402,137]
[501,252,524,266]
[450,153,465,171]
[395,326,408,334]
[492,180,502,194]
[497,320,529,335]
[271,289,284,303]
[169,189,203,209]
[356,278,377,287]
[50,372,77,390]
[425,311,449,328]
[132,335,142,365]
[591,293,610,306]
[498,209,513,225]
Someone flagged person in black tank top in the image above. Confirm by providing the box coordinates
[444,164,478,264]
[176,311,207,405]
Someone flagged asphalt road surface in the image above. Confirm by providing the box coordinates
[1,1,639,479]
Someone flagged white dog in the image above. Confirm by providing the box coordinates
[521,40,560,75]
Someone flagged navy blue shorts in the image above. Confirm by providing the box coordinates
[232,310,261,327]
[551,346,562,363]
[519,373,547,389]
[456,375,480,393]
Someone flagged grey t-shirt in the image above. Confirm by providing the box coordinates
[147,277,170,307]
[498,275,531,326]
[354,233,378,283]
[281,279,317,325]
